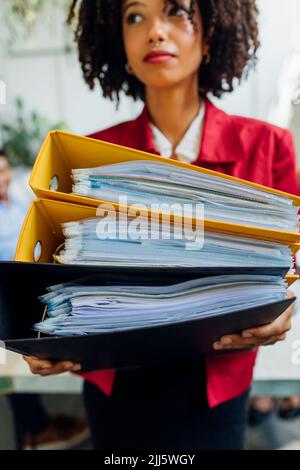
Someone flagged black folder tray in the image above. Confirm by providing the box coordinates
[0,262,294,371]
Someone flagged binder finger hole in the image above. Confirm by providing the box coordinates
[49,175,59,191]
[34,241,42,262]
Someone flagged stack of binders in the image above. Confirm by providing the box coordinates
[0,130,299,372]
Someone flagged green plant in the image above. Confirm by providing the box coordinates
[1,97,68,167]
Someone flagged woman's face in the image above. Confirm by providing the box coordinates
[122,0,205,90]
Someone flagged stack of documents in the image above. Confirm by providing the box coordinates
[72,161,300,231]
[34,275,287,336]
[1,130,298,367]
[55,217,293,268]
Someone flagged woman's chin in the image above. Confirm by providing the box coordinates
[142,75,188,90]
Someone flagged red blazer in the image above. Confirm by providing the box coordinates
[81,97,299,407]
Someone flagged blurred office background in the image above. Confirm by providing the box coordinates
[1,0,299,141]
[0,0,300,450]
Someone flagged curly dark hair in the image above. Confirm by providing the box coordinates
[67,0,260,103]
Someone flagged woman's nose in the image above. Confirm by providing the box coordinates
[148,17,168,45]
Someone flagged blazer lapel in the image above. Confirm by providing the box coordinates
[120,107,159,156]
[198,98,246,164]
[120,97,246,163]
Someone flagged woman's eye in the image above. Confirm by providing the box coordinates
[126,13,143,25]
[168,6,189,18]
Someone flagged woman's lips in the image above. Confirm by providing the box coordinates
[144,51,176,64]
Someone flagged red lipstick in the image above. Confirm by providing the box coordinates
[144,50,176,64]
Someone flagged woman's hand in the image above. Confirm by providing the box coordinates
[23,356,81,376]
[213,291,295,351]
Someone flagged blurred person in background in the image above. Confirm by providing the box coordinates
[0,148,89,450]
[0,148,28,261]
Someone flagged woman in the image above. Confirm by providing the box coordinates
[24,0,299,450]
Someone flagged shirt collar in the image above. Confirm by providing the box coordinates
[149,103,205,164]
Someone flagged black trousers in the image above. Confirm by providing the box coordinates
[83,360,250,450]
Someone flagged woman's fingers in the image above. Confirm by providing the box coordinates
[259,333,287,346]
[213,334,255,350]
[37,362,82,376]
[242,316,292,339]
[214,298,295,351]
[213,331,288,350]
[214,333,264,349]
[241,306,293,340]
[23,356,53,369]
[23,356,81,375]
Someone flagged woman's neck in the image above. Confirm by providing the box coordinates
[145,76,201,151]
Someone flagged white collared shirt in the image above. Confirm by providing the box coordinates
[150,102,205,164]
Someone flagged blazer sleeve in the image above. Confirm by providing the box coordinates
[273,129,299,196]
